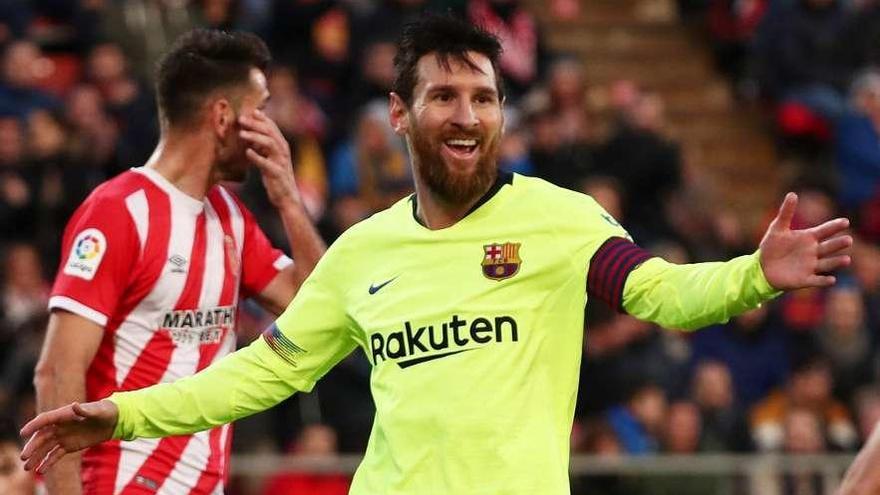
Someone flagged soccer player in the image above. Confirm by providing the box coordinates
[22,16,851,495]
[30,30,325,494]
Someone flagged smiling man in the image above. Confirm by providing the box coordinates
[21,16,853,495]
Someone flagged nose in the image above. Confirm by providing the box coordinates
[450,99,478,129]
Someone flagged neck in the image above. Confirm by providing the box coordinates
[413,171,497,230]
[144,127,217,200]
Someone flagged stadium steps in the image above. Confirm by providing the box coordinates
[524,0,781,235]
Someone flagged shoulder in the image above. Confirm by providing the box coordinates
[69,171,152,227]
[511,174,610,222]
[85,171,149,205]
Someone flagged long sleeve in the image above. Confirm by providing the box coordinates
[622,251,781,331]
[108,235,359,440]
[109,337,303,440]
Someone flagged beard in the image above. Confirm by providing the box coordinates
[216,158,248,182]
[215,134,249,183]
[409,123,500,205]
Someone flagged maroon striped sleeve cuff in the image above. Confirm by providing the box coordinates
[587,237,654,312]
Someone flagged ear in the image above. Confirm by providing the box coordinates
[211,98,234,139]
[388,92,409,136]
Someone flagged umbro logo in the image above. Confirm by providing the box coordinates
[169,254,188,273]
[368,276,397,295]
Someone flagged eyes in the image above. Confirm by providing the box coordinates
[430,91,498,106]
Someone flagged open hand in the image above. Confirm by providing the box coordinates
[20,400,117,474]
[239,109,301,208]
[759,192,852,290]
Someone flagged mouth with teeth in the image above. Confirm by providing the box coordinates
[441,137,480,164]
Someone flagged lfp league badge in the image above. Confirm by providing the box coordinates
[482,242,522,281]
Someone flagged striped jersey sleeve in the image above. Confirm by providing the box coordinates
[587,237,654,312]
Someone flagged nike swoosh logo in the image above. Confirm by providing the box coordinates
[368,276,398,295]
[397,349,472,369]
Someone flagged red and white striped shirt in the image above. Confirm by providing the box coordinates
[49,167,291,495]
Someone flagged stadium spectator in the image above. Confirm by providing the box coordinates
[523,95,597,190]
[0,243,47,340]
[849,235,880,330]
[751,356,857,451]
[707,0,768,90]
[691,360,753,451]
[0,115,38,243]
[95,0,200,82]
[756,0,850,121]
[664,401,702,454]
[606,380,667,455]
[329,100,412,232]
[467,0,548,100]
[260,423,350,495]
[690,306,789,409]
[349,38,398,116]
[0,40,59,119]
[65,84,116,177]
[835,71,880,233]
[84,41,158,171]
[649,401,724,495]
[545,56,591,144]
[0,243,46,427]
[595,91,682,243]
[816,282,874,400]
[268,0,354,138]
[781,408,826,495]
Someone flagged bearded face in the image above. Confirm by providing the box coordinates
[393,51,505,207]
[214,68,270,183]
[408,112,501,204]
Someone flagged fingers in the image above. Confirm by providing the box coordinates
[21,424,54,462]
[818,234,853,257]
[20,404,79,439]
[806,274,837,287]
[36,445,67,474]
[239,110,278,138]
[807,217,850,240]
[769,192,798,233]
[816,254,851,274]
[245,148,273,170]
[22,429,60,472]
[239,130,275,155]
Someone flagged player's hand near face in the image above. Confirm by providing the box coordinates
[239,109,301,208]
[759,192,852,290]
[20,400,117,474]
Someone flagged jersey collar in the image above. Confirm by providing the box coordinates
[409,171,514,228]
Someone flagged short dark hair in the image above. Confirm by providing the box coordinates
[392,14,504,107]
[155,29,271,127]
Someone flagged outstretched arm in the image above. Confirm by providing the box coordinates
[21,337,299,474]
[22,260,357,475]
[621,193,851,329]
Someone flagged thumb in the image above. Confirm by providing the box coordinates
[770,192,798,233]
[71,402,89,421]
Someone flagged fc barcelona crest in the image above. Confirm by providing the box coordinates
[482,242,522,281]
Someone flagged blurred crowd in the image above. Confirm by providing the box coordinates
[1,0,879,494]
